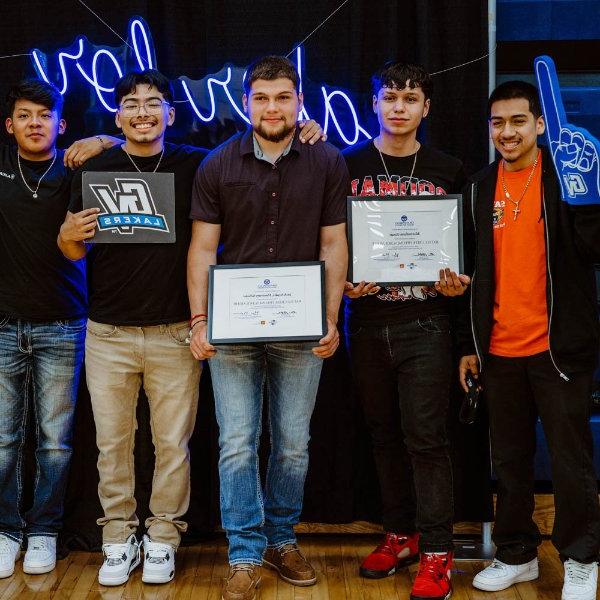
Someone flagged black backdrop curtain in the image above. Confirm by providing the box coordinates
[1,0,494,550]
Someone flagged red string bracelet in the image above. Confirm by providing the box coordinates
[190,313,207,326]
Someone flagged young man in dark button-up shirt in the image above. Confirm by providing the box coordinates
[188,55,348,600]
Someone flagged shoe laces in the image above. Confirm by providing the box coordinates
[103,542,129,566]
[229,563,256,581]
[374,533,409,557]
[489,558,509,570]
[145,541,171,564]
[28,537,49,552]
[232,564,255,573]
[279,543,305,558]
[417,553,450,581]
[565,560,595,585]
[0,536,16,556]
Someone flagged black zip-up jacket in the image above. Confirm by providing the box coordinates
[457,146,600,378]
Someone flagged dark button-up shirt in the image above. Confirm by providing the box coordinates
[190,127,348,264]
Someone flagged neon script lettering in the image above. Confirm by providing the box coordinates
[31,17,372,145]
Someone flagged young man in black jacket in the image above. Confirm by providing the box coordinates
[459,80,600,600]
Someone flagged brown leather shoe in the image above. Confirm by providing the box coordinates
[222,564,261,600]
[263,543,316,586]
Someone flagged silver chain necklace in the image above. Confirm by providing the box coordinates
[123,145,165,173]
[17,150,57,198]
[501,150,540,220]
[377,139,419,187]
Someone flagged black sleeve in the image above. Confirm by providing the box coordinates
[451,180,477,357]
[189,152,222,223]
[450,161,468,195]
[69,167,84,213]
[321,150,350,226]
[570,204,600,264]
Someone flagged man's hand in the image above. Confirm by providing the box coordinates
[459,354,480,392]
[535,55,600,205]
[59,208,100,242]
[63,135,121,169]
[299,119,327,144]
[344,281,381,299]
[434,269,470,297]
[313,316,339,358]
[189,322,217,360]
[63,136,104,169]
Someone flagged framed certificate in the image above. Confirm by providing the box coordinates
[208,261,326,344]
[348,194,464,285]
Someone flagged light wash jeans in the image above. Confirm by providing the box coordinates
[0,317,85,543]
[209,341,323,565]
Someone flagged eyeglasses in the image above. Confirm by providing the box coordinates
[119,100,170,116]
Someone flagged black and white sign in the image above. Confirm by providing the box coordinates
[82,171,176,243]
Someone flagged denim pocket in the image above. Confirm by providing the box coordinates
[86,321,118,338]
[417,315,450,334]
[167,322,191,345]
[56,317,87,332]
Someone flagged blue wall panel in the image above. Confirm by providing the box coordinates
[498,0,600,41]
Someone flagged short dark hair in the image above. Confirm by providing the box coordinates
[114,69,174,106]
[243,55,300,95]
[488,80,542,119]
[6,79,64,117]
[372,62,433,100]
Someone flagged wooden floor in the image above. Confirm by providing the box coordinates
[0,536,596,599]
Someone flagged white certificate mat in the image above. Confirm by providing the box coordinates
[348,195,464,285]
[208,262,326,343]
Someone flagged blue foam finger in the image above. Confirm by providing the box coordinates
[535,55,600,205]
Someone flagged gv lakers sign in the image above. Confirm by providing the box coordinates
[82,171,176,242]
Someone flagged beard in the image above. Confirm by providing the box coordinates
[254,119,295,143]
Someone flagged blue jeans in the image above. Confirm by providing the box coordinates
[209,342,323,565]
[0,317,85,543]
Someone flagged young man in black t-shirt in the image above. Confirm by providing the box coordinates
[0,80,110,579]
[58,69,206,587]
[343,62,469,600]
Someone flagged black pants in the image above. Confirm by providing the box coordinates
[347,314,454,552]
[484,351,600,564]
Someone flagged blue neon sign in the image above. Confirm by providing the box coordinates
[31,17,372,146]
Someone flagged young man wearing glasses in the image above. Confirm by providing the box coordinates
[58,68,324,587]
[59,69,204,587]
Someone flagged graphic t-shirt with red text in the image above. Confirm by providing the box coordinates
[343,140,465,325]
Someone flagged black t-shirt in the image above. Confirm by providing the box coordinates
[0,145,86,321]
[343,140,466,325]
[69,143,208,326]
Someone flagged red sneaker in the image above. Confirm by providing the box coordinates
[359,532,419,579]
[410,552,453,600]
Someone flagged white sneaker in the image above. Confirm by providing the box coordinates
[98,534,141,586]
[562,559,598,600]
[23,536,56,574]
[0,535,21,578]
[141,535,175,584]
[473,557,539,591]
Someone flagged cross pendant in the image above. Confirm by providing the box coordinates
[512,206,520,220]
